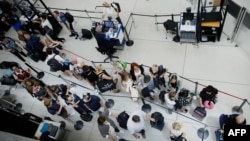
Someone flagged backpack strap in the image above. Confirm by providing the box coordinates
[97,72,104,81]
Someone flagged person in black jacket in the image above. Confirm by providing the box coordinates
[219,114,246,139]
[199,85,218,109]
[149,64,167,90]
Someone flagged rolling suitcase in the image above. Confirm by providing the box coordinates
[150,112,164,131]
[192,106,206,120]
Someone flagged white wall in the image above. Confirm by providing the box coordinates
[223,0,250,54]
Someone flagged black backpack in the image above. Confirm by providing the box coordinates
[47,55,63,72]
[64,12,74,23]
[150,112,165,131]
[81,29,93,39]
[159,90,167,103]
[158,65,164,74]
[117,111,129,129]
[111,2,121,13]
[179,88,190,97]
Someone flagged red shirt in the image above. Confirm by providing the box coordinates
[14,68,30,81]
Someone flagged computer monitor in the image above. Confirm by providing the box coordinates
[103,20,115,31]
[183,12,194,21]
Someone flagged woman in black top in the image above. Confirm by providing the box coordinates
[130,62,145,87]
[82,65,98,87]
[199,85,218,109]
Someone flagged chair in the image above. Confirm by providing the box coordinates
[96,46,118,62]
[95,32,119,62]
[163,19,179,41]
[163,20,178,34]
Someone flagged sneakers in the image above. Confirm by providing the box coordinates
[115,127,120,132]
[141,133,146,139]
[69,34,75,37]
[75,34,79,39]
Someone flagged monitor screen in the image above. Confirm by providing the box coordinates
[183,12,194,21]
[104,21,115,29]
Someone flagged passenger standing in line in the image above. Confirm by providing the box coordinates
[127,110,155,139]
[0,35,27,62]
[97,109,122,141]
[199,85,218,109]
[130,62,145,88]
[149,64,167,90]
[53,11,78,38]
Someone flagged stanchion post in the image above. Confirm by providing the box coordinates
[123,23,134,46]
[197,124,209,141]
[194,81,198,95]
[141,97,151,113]
[232,99,247,114]
[120,13,134,47]
[154,15,159,31]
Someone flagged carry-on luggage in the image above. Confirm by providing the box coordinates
[80,29,93,39]
[192,106,206,120]
[150,112,164,131]
[117,111,130,129]
[1,76,17,86]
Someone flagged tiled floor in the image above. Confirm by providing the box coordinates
[1,0,250,141]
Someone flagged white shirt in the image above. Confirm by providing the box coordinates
[103,7,116,19]
[41,19,53,30]
[127,110,146,134]
[45,53,65,64]
[164,93,176,109]
[171,128,184,137]
[69,57,85,71]
[122,78,133,92]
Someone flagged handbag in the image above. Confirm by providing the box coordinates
[97,79,115,93]
[96,73,115,93]
[193,106,207,118]
[1,76,17,85]
[80,113,93,122]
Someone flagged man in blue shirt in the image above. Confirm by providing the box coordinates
[23,32,47,61]
[43,98,69,119]
[81,93,104,113]
[53,11,78,38]
[0,35,27,62]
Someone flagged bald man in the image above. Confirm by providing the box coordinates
[69,57,85,80]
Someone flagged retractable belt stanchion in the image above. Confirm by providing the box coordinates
[141,97,152,113]
[197,124,209,140]
[232,99,247,114]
